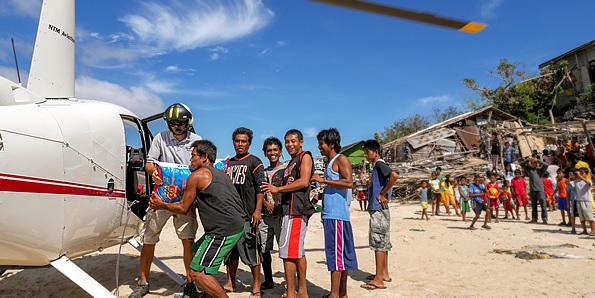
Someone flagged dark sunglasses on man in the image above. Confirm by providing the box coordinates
[168,120,188,127]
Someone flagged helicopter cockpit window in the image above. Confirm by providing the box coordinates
[123,119,147,201]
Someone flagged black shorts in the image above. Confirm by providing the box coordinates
[472,200,488,215]
[225,222,261,267]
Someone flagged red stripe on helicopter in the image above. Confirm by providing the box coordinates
[0,173,126,198]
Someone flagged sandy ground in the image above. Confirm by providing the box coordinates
[1,201,595,298]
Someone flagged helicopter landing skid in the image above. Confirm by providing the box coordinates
[128,238,186,286]
[50,256,116,297]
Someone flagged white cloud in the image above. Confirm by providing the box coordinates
[165,65,179,72]
[208,46,229,60]
[0,65,28,85]
[78,1,272,67]
[75,76,164,117]
[120,0,274,52]
[210,53,221,61]
[210,46,229,53]
[164,65,196,74]
[0,0,41,18]
[480,0,503,19]
[78,39,152,68]
[145,78,178,94]
[0,38,33,66]
[108,33,135,44]
[276,41,287,47]
[415,95,453,105]
[133,71,229,97]
[303,127,317,138]
[258,48,272,57]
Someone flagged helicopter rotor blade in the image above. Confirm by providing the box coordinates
[309,0,487,34]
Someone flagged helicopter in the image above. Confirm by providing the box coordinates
[0,0,187,296]
[0,0,486,297]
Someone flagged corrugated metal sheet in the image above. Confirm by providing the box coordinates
[435,139,456,148]
[434,139,457,154]
[407,128,456,149]
[512,121,545,157]
[434,139,456,153]
[456,126,481,151]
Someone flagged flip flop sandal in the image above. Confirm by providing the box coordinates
[360,283,386,290]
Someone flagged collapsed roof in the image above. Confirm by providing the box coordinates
[381,106,544,190]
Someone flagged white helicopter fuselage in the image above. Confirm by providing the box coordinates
[0,1,186,295]
[0,82,142,267]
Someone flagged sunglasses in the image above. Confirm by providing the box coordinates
[168,120,188,127]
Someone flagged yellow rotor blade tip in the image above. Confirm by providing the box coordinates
[459,22,488,34]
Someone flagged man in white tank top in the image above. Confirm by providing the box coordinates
[311,128,358,298]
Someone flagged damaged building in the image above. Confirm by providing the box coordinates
[381,106,546,190]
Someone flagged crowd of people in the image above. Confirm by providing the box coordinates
[129,104,400,298]
[416,135,595,235]
[127,104,595,298]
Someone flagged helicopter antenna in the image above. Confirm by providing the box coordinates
[11,38,22,84]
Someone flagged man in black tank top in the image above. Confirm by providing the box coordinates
[223,127,265,296]
[261,129,313,298]
[150,140,246,298]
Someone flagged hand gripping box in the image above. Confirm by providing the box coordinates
[153,162,191,203]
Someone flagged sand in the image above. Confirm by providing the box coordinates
[1,201,595,298]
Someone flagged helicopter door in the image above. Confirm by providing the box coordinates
[140,113,163,196]
[122,117,150,219]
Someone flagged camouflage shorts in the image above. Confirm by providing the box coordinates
[369,209,392,251]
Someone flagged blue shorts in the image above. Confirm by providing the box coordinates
[323,219,358,271]
[557,198,570,211]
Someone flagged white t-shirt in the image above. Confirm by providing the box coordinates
[147,131,202,166]
[574,179,592,202]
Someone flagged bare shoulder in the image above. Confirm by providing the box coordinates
[337,154,351,164]
[192,167,212,179]
[336,154,353,174]
[190,167,213,189]
[302,152,313,162]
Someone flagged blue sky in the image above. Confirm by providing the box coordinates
[1,0,594,162]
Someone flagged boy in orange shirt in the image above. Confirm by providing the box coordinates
[556,169,570,226]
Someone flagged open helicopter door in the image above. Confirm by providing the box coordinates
[122,116,152,220]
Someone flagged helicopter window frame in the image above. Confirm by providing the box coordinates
[121,117,149,200]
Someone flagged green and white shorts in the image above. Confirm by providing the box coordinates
[190,226,245,275]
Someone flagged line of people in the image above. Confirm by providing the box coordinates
[130,104,400,298]
[416,155,595,234]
